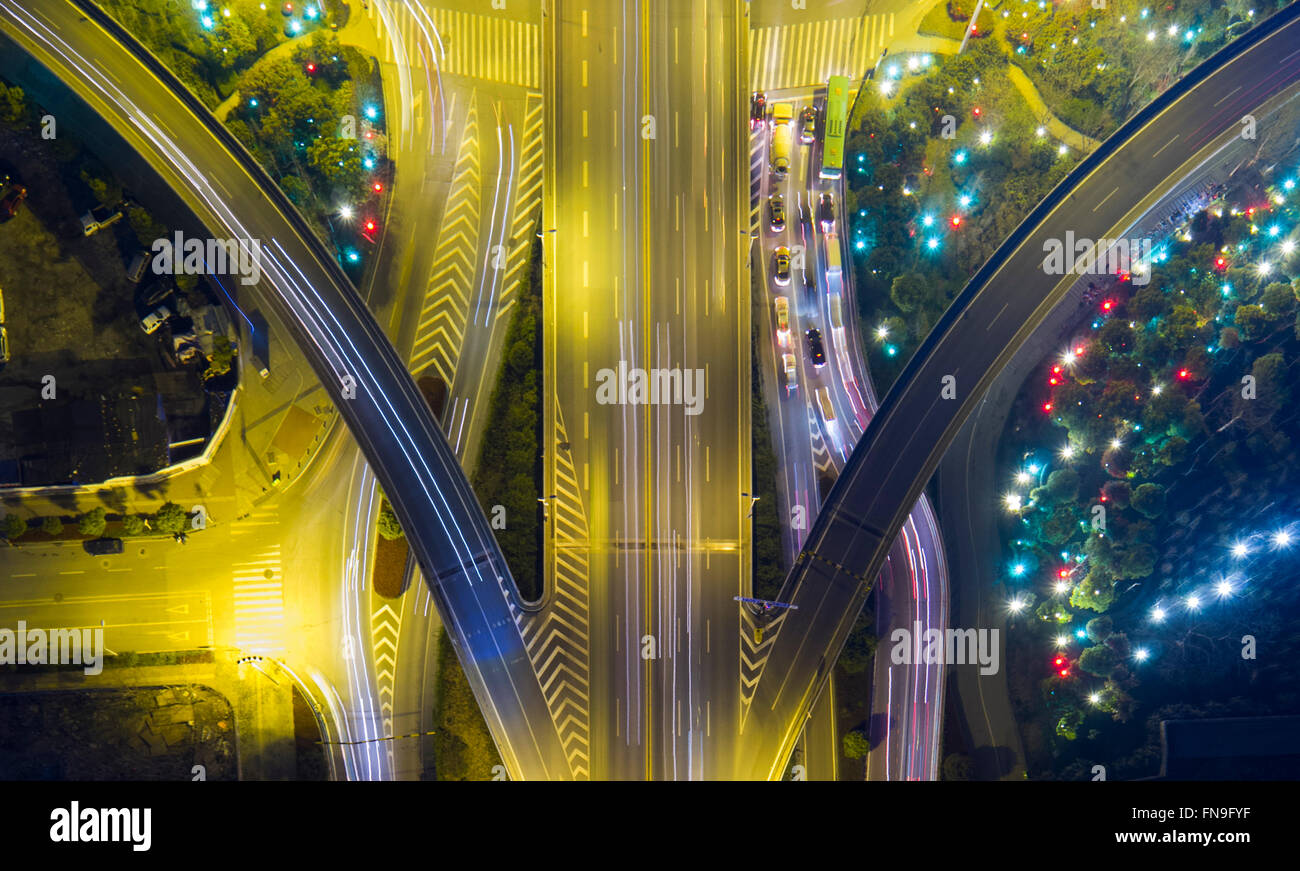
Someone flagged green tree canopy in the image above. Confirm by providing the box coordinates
[1131,483,1166,519]
[2,513,26,540]
[842,730,870,760]
[77,507,108,538]
[378,502,405,540]
[153,503,188,535]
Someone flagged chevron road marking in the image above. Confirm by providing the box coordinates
[371,602,403,733]
[410,93,482,379]
[520,401,592,778]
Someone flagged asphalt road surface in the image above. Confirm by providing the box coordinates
[739,2,1300,779]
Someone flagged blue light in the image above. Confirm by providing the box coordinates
[1285,179,1297,191]
[959,194,972,208]
[306,5,320,19]
[364,105,379,121]
[346,250,360,263]
[926,238,939,250]
[1075,628,1087,639]
[249,98,259,108]
[953,150,967,165]
[885,344,898,357]
[1011,563,1026,577]
[922,214,935,228]
[855,240,866,251]
[1268,224,1281,237]
[290,19,303,34]
[363,157,375,170]
[201,15,214,29]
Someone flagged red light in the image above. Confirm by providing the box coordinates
[372,182,383,193]
[1178,369,1189,379]
[972,107,982,117]
[950,215,962,228]
[1053,656,1066,667]
[1049,377,1059,385]
[1043,402,1053,413]
[306,63,316,73]
[1059,668,1070,677]
[1052,365,1061,374]
[365,220,376,232]
[1074,346,1084,355]
[1102,299,1113,311]
[1215,257,1226,269]
[1059,569,1069,578]
[1247,207,1256,216]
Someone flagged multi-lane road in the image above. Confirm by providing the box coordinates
[546,0,749,780]
[741,0,1300,779]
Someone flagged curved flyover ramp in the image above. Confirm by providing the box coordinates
[738,2,1300,780]
[0,0,571,779]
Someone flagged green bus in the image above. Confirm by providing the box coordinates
[820,75,850,179]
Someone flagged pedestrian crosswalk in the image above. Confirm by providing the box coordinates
[367,2,540,89]
[231,546,285,656]
[750,13,895,92]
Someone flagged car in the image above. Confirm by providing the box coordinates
[818,192,835,230]
[782,353,798,392]
[140,305,172,335]
[768,195,785,232]
[806,327,826,367]
[0,183,27,220]
[750,92,767,128]
[83,537,124,556]
[772,246,791,286]
[0,325,8,365]
[800,106,817,144]
[774,296,790,344]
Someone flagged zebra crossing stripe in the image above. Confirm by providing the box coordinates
[750,13,896,92]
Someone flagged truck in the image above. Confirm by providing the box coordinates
[80,204,123,237]
[815,386,836,427]
[770,102,794,178]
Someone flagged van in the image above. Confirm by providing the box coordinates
[127,250,150,283]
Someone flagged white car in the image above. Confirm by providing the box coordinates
[782,353,798,392]
[140,305,172,335]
